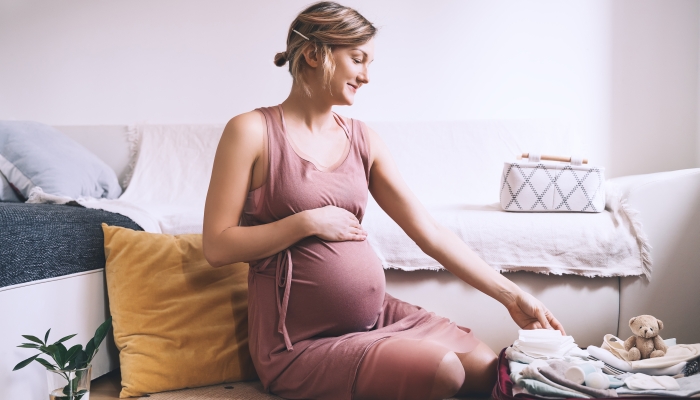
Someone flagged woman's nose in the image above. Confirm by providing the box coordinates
[359,67,369,85]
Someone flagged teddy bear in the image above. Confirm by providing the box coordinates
[624,315,668,361]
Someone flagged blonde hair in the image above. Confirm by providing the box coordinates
[274,2,377,96]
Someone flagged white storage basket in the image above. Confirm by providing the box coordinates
[500,153,605,212]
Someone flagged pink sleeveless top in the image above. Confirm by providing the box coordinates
[241,106,386,386]
[240,106,478,400]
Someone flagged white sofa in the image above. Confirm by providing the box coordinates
[2,121,699,400]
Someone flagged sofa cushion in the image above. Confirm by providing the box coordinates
[102,224,257,397]
[0,121,122,200]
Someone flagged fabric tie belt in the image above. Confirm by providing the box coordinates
[253,248,294,351]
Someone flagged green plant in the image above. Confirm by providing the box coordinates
[13,317,112,399]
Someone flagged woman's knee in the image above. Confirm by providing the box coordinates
[456,342,498,395]
[430,351,465,399]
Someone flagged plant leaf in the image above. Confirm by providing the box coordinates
[45,344,60,366]
[56,342,68,368]
[92,317,112,350]
[84,339,95,361]
[21,335,43,345]
[55,334,77,344]
[68,348,86,369]
[35,357,56,370]
[12,354,39,371]
[38,345,53,356]
[65,344,82,364]
[44,328,51,344]
[71,349,87,369]
[18,343,40,349]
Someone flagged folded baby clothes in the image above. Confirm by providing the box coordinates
[539,360,620,398]
[588,345,688,375]
[522,360,592,398]
[513,329,588,360]
[507,346,592,366]
[519,379,590,398]
[600,335,700,366]
[509,361,592,398]
[616,374,700,397]
[623,373,680,390]
[507,346,537,364]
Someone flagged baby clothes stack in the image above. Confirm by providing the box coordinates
[512,329,587,360]
[505,330,700,398]
[587,334,700,397]
[588,334,700,376]
[507,330,623,398]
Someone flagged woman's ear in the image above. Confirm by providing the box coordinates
[301,45,319,68]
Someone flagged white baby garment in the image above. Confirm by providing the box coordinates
[624,373,680,390]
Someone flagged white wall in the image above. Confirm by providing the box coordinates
[609,0,700,177]
[0,0,698,177]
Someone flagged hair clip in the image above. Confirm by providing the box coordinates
[292,29,310,41]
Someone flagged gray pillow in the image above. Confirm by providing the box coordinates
[0,121,122,200]
[0,171,21,202]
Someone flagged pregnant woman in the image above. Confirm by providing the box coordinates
[203,2,565,399]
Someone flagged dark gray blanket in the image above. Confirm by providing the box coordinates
[0,203,142,288]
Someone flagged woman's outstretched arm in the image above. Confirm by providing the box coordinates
[365,124,565,334]
[203,111,367,267]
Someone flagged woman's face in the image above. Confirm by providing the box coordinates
[327,38,375,106]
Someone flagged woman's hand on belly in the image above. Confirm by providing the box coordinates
[305,205,367,242]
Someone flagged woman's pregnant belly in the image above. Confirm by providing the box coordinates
[284,236,386,339]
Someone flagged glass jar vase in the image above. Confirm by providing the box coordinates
[46,365,92,400]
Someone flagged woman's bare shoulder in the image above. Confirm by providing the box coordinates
[222,110,265,140]
[215,110,266,160]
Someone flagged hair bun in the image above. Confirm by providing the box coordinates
[274,51,288,67]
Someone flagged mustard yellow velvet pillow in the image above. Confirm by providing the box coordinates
[102,224,257,398]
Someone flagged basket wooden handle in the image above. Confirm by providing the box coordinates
[519,153,588,164]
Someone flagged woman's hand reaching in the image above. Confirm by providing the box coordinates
[305,205,368,242]
[505,290,566,335]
